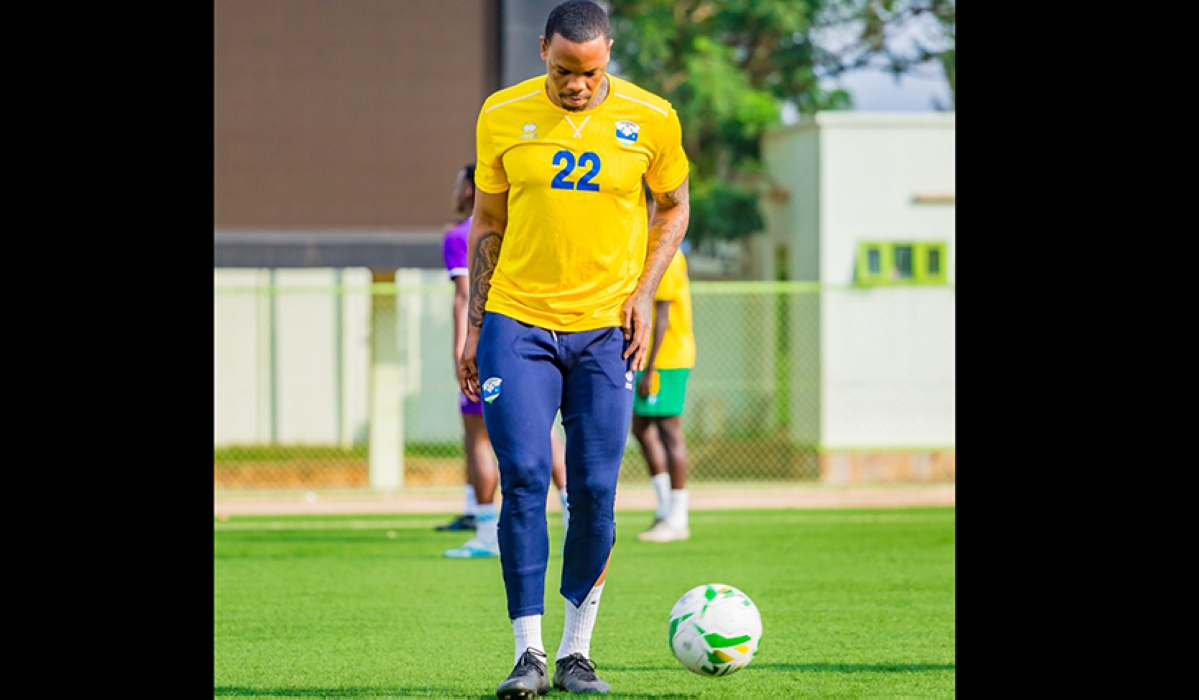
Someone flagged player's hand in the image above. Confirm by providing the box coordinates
[458,327,482,402]
[637,369,654,398]
[621,291,653,371]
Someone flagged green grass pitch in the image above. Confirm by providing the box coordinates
[214,507,955,698]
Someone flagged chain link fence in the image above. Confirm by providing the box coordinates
[214,268,954,493]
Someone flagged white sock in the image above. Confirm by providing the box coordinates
[512,615,544,666]
[557,584,604,660]
[474,503,498,546]
[650,473,671,520]
[464,484,478,516]
[559,488,570,532]
[667,489,689,530]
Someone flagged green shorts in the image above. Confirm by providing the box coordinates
[633,368,691,417]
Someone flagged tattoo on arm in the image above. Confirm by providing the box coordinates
[468,230,502,328]
[656,183,689,209]
[641,182,690,292]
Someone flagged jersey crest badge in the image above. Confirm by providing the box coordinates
[615,120,640,146]
[482,377,503,403]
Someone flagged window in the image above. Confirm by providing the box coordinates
[855,241,948,286]
[893,245,913,279]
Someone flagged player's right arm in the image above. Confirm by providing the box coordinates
[457,188,509,402]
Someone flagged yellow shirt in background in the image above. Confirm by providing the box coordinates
[651,251,695,369]
[474,75,690,332]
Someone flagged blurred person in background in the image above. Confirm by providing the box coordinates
[440,163,570,559]
[631,179,695,543]
[456,1,690,695]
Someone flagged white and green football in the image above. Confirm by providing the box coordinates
[668,583,762,677]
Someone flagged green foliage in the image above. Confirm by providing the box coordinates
[819,1,955,101]
[608,0,954,250]
[690,177,766,244]
[611,0,832,248]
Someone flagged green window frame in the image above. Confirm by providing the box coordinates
[855,241,948,286]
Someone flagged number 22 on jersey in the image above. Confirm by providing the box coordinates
[551,150,601,192]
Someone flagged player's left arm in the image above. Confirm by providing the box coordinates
[622,176,689,370]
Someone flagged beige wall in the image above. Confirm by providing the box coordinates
[214,0,499,228]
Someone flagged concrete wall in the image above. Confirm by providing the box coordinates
[214,0,498,229]
[815,112,956,285]
[816,113,955,448]
[762,112,956,450]
[763,112,955,285]
[821,287,956,447]
[501,0,564,87]
[761,125,821,283]
[213,267,463,448]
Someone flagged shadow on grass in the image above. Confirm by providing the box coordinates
[214,688,699,699]
[214,533,432,545]
[587,690,700,695]
[604,661,954,675]
[213,687,490,698]
[752,662,956,673]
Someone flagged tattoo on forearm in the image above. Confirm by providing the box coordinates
[640,182,690,293]
[468,230,502,328]
[657,182,689,209]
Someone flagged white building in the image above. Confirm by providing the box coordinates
[759,111,956,482]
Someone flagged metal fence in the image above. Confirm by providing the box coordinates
[214,268,955,492]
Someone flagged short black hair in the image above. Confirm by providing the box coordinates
[463,163,475,186]
[545,0,609,44]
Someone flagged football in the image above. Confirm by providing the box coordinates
[668,583,762,677]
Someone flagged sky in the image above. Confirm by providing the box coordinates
[832,65,952,112]
[812,10,953,114]
[780,62,952,125]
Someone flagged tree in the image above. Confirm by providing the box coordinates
[608,0,955,251]
[817,1,955,107]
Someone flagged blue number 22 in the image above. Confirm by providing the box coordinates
[551,150,601,192]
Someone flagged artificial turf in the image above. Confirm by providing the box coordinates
[214,507,954,698]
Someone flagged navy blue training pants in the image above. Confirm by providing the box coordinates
[478,312,634,619]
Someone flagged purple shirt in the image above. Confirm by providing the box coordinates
[443,216,483,415]
[442,217,471,280]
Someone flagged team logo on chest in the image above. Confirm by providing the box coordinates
[615,120,640,146]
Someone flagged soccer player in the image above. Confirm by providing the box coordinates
[631,180,696,543]
[457,2,690,696]
[440,163,571,558]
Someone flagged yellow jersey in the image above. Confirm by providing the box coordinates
[474,74,690,332]
[651,251,695,369]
